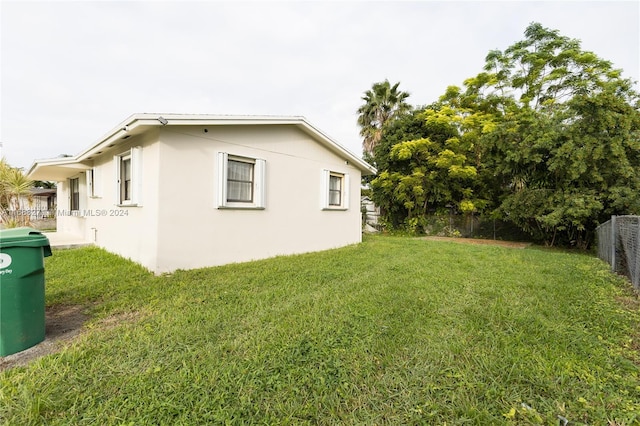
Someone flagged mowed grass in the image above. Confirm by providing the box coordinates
[1,236,639,425]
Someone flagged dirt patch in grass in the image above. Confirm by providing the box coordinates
[615,294,640,311]
[0,306,140,372]
[420,236,532,249]
[0,305,89,371]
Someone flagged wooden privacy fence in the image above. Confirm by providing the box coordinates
[596,215,640,291]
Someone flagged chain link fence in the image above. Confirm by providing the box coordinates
[596,215,640,291]
[419,214,532,242]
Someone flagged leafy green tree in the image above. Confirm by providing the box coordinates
[368,23,640,245]
[370,106,482,231]
[367,107,441,169]
[366,107,453,228]
[357,80,411,156]
[443,22,640,246]
[482,22,633,110]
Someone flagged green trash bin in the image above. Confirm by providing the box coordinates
[0,227,52,356]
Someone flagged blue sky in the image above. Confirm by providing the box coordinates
[1,0,638,170]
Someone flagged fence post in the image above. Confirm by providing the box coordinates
[610,215,616,272]
[636,216,640,290]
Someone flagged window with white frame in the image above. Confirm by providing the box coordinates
[86,167,102,198]
[121,155,132,202]
[321,169,349,210]
[227,159,254,202]
[217,152,265,209]
[115,147,142,205]
[69,177,80,211]
[329,174,343,206]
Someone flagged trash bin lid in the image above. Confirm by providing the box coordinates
[0,227,52,256]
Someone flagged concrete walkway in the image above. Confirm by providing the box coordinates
[42,232,93,249]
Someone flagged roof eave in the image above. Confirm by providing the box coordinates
[295,118,376,175]
[27,159,91,181]
[27,114,377,180]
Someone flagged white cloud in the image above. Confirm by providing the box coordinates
[1,0,638,170]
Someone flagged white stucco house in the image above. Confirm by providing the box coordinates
[28,114,375,274]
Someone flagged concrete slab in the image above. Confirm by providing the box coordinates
[42,232,93,249]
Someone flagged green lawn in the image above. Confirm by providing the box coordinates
[1,236,639,425]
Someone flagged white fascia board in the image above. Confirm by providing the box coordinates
[27,113,376,180]
[75,114,144,160]
[27,161,92,181]
[27,157,80,177]
[130,113,306,124]
[26,116,137,180]
[296,119,377,176]
[121,115,375,175]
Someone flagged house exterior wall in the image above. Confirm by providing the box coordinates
[48,123,364,274]
[56,131,162,269]
[56,172,89,237]
[153,125,362,273]
[87,132,161,270]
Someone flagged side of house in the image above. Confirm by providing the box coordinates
[154,124,363,272]
[29,114,375,273]
[55,129,162,270]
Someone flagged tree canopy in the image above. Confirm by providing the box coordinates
[357,80,411,156]
[366,22,640,247]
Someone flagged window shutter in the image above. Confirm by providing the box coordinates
[321,169,330,209]
[343,173,350,210]
[217,152,228,207]
[131,146,142,205]
[92,167,102,197]
[85,169,94,198]
[114,155,121,204]
[255,159,266,208]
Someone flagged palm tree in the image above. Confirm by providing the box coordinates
[357,80,411,156]
[0,158,34,227]
[33,180,56,189]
